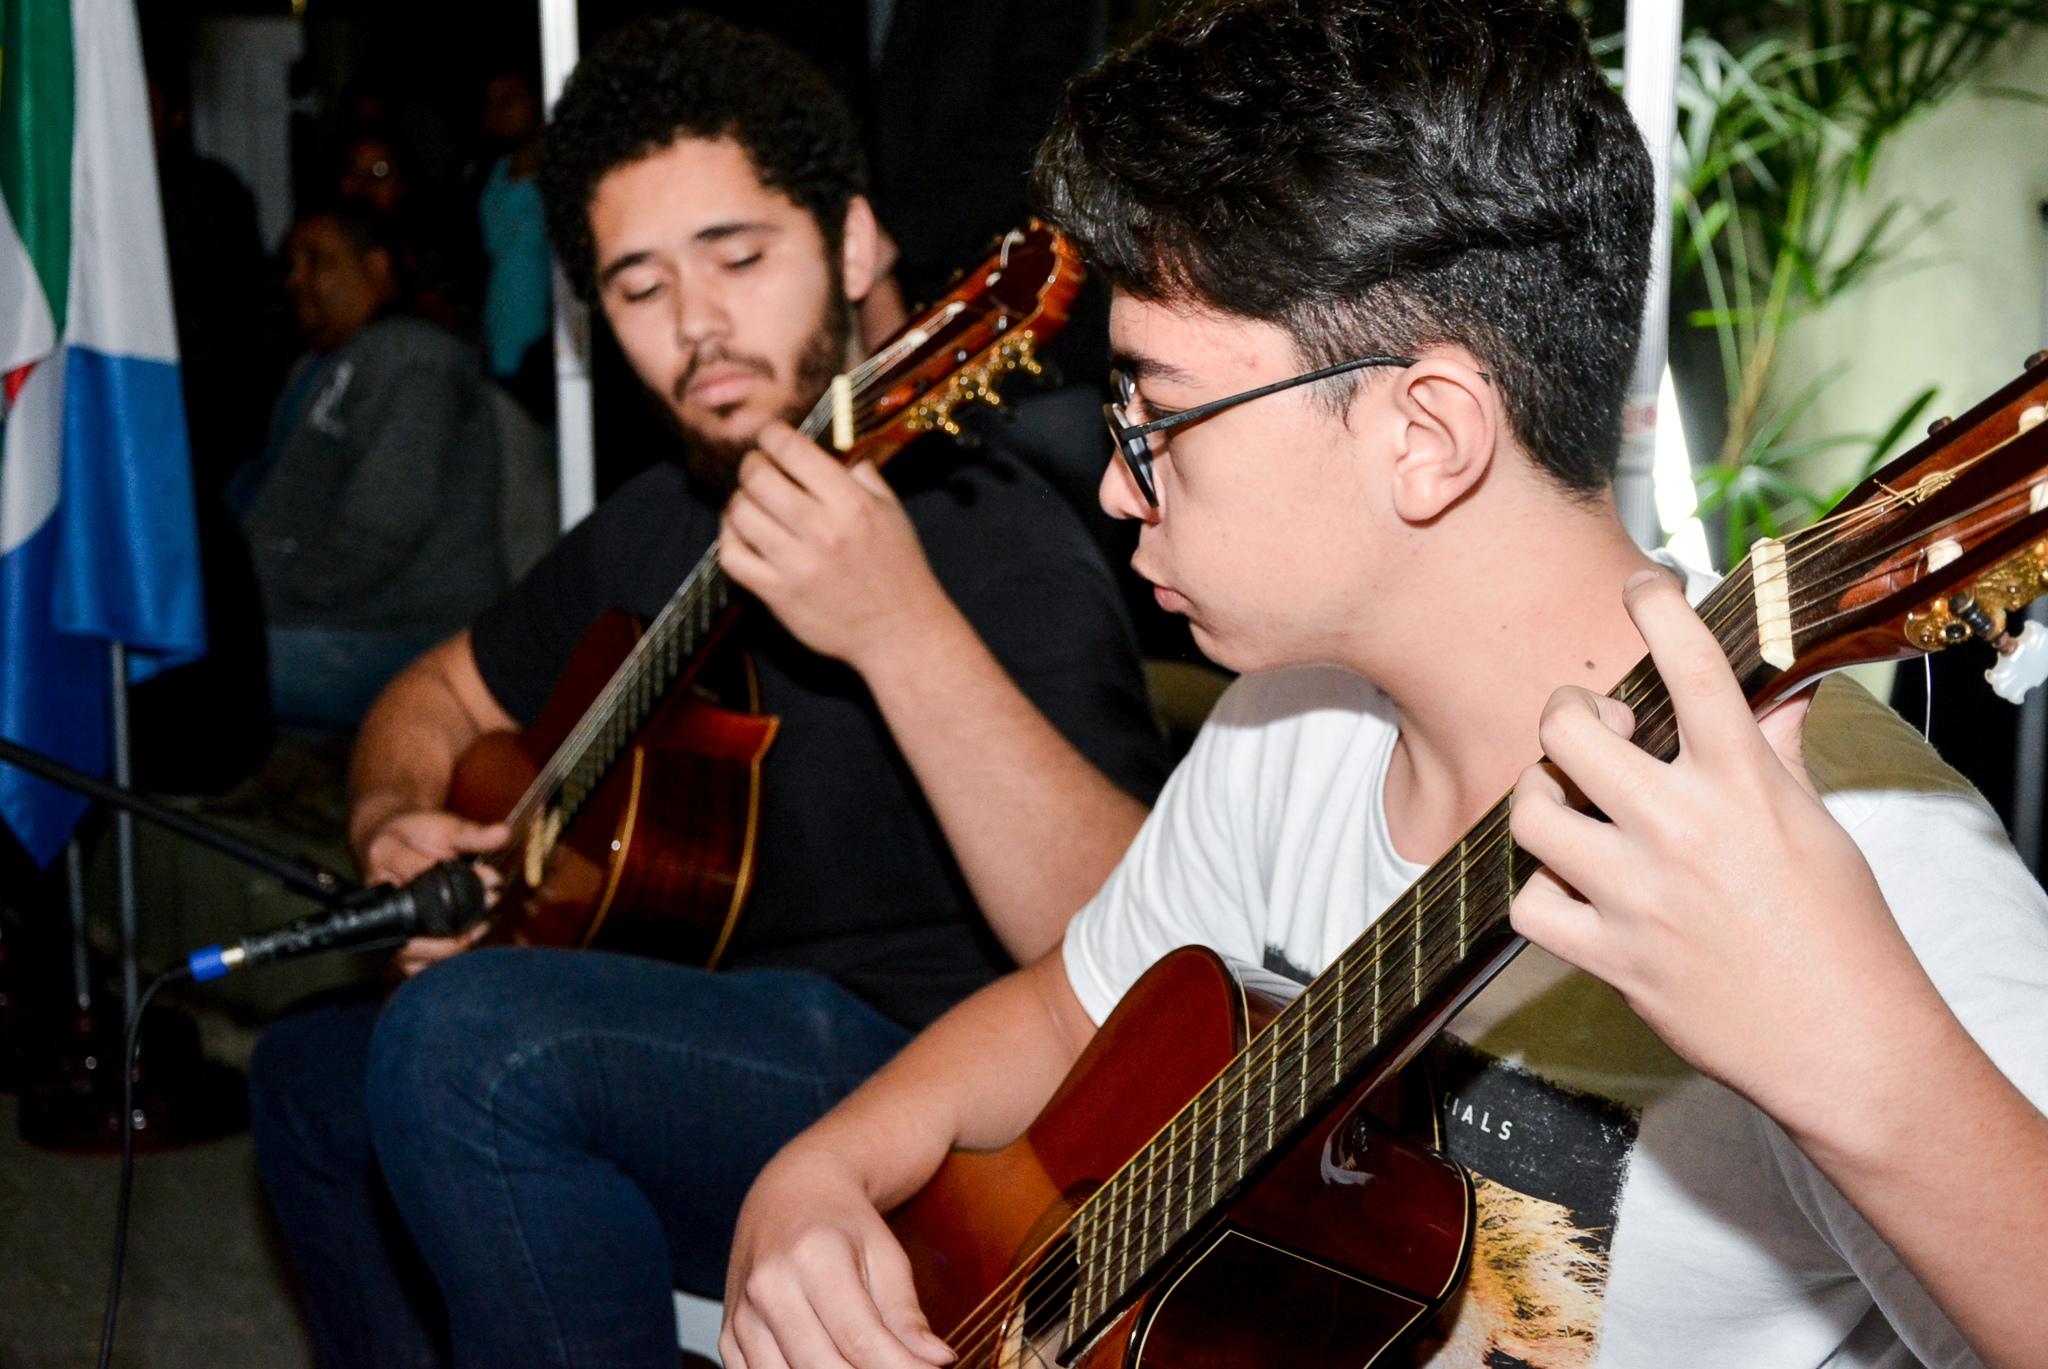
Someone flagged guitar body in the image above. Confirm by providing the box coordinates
[448,610,779,966]
[892,947,1473,1369]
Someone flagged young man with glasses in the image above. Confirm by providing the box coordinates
[720,1,2048,1365]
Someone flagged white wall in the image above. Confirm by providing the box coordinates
[1757,28,2048,699]
[188,17,305,252]
[1776,28,2048,488]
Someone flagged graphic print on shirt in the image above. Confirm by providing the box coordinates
[1410,1036,1640,1369]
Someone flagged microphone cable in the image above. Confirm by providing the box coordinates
[94,962,183,1369]
[90,936,413,1369]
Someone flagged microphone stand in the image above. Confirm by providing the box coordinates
[0,734,358,1153]
[0,733,359,907]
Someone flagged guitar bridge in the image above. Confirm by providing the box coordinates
[523,808,564,889]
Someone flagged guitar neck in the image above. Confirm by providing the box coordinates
[1067,562,1768,1337]
[492,380,872,846]
[497,542,735,846]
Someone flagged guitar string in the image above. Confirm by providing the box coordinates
[948,616,1986,1369]
[927,526,2009,1366]
[930,444,2048,1365]
[951,452,2048,1365]
[930,579,1772,1363]
[935,569,1831,1364]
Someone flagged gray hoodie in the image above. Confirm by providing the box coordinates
[243,316,505,638]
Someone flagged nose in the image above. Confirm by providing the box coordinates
[673,276,732,353]
[1099,448,1158,524]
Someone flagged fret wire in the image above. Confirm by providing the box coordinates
[1136,1144,1152,1286]
[1371,911,1383,1053]
[1295,990,1309,1126]
[1075,1208,1092,1332]
[1130,1155,1146,1295]
[1327,950,1343,1082]
[1196,1082,1212,1205]
[1410,894,1421,1007]
[1457,835,1469,962]
[1116,1166,1131,1297]
[1253,1016,1269,1155]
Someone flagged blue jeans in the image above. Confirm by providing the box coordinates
[249,951,911,1369]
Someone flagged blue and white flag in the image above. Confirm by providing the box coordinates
[0,0,207,866]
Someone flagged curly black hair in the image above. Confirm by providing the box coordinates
[1034,0,1653,493]
[538,10,867,305]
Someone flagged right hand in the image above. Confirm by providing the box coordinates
[723,1149,953,1369]
[357,809,507,978]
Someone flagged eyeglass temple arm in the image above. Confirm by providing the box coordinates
[1126,355,1419,437]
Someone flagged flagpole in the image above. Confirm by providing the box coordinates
[66,837,92,1012]
[108,643,138,1012]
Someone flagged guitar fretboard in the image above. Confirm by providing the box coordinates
[494,385,846,849]
[1059,561,1763,1342]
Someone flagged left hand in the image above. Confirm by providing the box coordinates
[719,421,951,671]
[1507,568,1919,1117]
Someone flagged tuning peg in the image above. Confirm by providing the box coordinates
[1928,416,1953,436]
[1987,621,2048,703]
[2027,350,2048,372]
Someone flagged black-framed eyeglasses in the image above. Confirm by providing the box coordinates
[1103,355,1419,507]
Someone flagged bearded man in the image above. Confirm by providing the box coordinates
[246,14,1167,1367]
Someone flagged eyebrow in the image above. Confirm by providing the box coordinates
[1108,349,1203,387]
[595,221,780,290]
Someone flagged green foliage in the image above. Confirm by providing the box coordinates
[1665,0,2046,563]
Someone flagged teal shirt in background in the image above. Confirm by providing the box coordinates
[478,154,551,379]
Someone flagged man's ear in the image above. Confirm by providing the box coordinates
[839,195,888,306]
[1380,356,1499,523]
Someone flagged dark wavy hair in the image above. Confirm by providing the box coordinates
[1033,0,1652,492]
[538,10,867,304]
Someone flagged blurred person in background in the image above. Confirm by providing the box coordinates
[338,131,477,331]
[475,71,555,425]
[230,202,505,731]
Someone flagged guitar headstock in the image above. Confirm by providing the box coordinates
[1740,350,2048,710]
[799,221,1087,465]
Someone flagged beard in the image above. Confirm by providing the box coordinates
[668,291,851,493]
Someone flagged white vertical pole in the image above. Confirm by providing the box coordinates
[2012,199,2048,876]
[541,0,595,531]
[1618,0,1685,550]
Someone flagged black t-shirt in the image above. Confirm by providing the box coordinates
[470,438,1168,1029]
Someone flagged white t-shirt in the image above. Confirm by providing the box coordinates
[1064,665,2048,1368]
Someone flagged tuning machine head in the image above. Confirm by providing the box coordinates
[1904,538,2048,702]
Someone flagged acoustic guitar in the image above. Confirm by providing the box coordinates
[889,354,2048,1368]
[444,222,1085,967]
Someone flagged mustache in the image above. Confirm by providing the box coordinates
[671,343,776,404]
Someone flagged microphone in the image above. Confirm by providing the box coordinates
[185,860,488,981]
